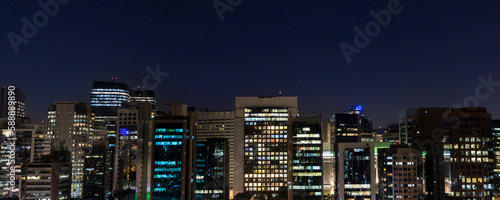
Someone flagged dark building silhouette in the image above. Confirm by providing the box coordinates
[290,117,323,199]
[0,86,26,118]
[83,140,108,200]
[195,138,230,200]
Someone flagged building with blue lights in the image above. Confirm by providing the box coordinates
[137,103,197,200]
[151,117,196,200]
[89,80,130,196]
[115,102,154,192]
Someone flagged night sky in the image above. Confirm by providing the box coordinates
[2,1,500,128]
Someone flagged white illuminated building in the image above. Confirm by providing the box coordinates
[234,96,298,199]
[47,101,93,198]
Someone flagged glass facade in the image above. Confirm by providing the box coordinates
[343,148,371,199]
[195,139,228,200]
[83,143,107,200]
[291,119,323,199]
[90,81,130,197]
[153,123,184,200]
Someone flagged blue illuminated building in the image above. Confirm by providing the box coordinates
[151,117,196,200]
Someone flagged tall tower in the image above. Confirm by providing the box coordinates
[447,107,494,199]
[398,107,450,199]
[90,80,130,195]
[47,101,93,198]
[136,103,197,200]
[195,110,235,198]
[492,120,500,199]
[290,117,323,199]
[234,96,298,199]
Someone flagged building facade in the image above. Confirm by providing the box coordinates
[234,96,298,199]
[290,117,323,199]
[0,87,26,118]
[195,110,235,198]
[47,101,93,198]
[447,107,494,199]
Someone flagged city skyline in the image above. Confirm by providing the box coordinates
[2,1,500,128]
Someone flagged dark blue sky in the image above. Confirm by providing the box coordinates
[2,1,500,127]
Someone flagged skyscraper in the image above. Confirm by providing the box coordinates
[116,102,154,192]
[89,80,130,195]
[290,117,323,199]
[337,142,376,200]
[234,96,298,199]
[195,110,235,197]
[0,86,26,118]
[378,145,422,200]
[136,103,197,200]
[447,107,494,199]
[492,120,500,199]
[195,138,230,200]
[47,101,93,198]
[398,107,450,199]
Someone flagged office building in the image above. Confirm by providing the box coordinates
[290,117,323,199]
[195,138,230,200]
[130,87,157,111]
[447,107,494,199]
[24,151,71,200]
[83,140,108,200]
[115,102,154,192]
[0,118,51,199]
[234,96,298,199]
[195,110,235,197]
[47,101,93,198]
[337,142,376,200]
[493,120,500,198]
[322,122,335,198]
[0,87,26,118]
[398,107,450,199]
[90,80,130,195]
[136,103,197,200]
[378,145,421,200]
